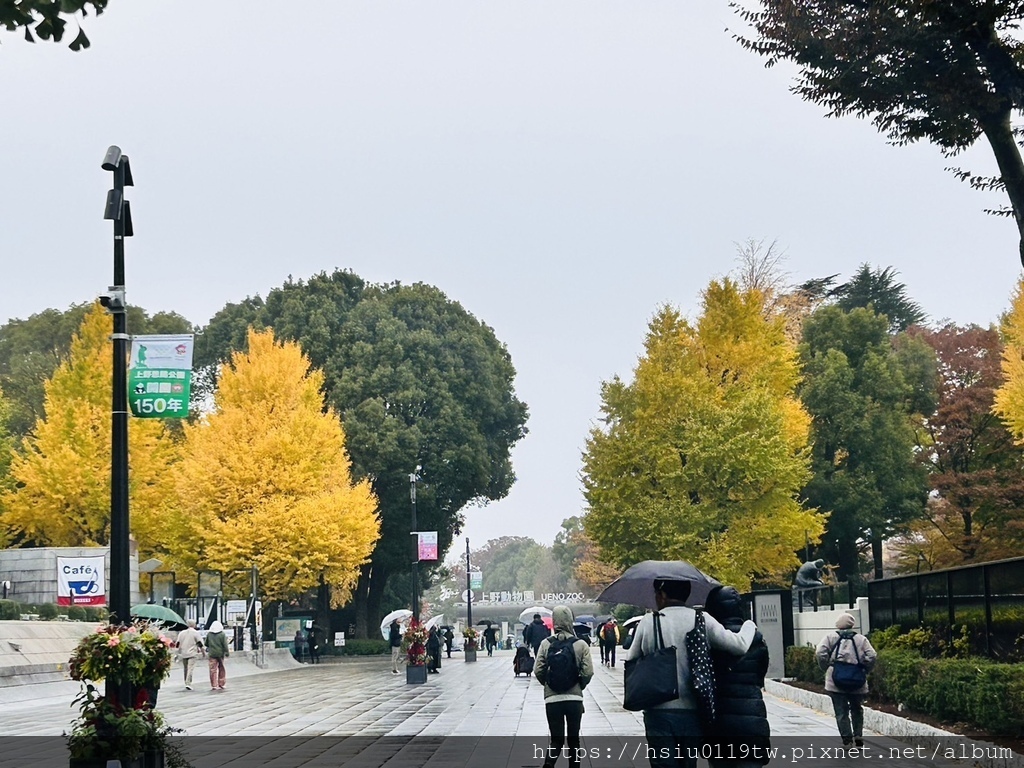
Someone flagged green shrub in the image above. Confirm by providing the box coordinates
[67,606,87,621]
[0,600,19,620]
[339,639,389,656]
[84,607,107,622]
[785,645,825,684]
[37,603,59,620]
[872,649,1024,736]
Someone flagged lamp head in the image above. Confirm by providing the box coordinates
[102,145,122,171]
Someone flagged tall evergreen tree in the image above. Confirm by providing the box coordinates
[799,306,935,581]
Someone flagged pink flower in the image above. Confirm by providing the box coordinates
[160,637,173,647]
[107,637,120,647]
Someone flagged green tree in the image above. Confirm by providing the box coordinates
[833,265,927,334]
[1,304,178,549]
[1,0,106,50]
[196,273,528,636]
[0,304,192,438]
[799,306,935,581]
[733,1,1024,265]
[908,324,1024,564]
[171,328,380,604]
[582,280,824,590]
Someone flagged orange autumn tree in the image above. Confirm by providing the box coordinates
[170,328,379,604]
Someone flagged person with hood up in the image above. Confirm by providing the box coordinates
[205,620,229,691]
[534,605,594,768]
[705,586,771,768]
[524,613,551,656]
[816,613,876,747]
[625,580,758,768]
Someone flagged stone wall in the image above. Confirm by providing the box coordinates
[791,596,870,649]
[0,546,142,607]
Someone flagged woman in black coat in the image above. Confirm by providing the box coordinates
[705,586,771,768]
[426,627,442,673]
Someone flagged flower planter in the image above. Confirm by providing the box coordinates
[143,750,165,768]
[464,648,477,663]
[406,664,428,684]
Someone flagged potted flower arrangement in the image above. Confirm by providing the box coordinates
[66,622,189,768]
[402,619,429,684]
[462,627,479,662]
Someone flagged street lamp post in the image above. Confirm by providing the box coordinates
[101,145,133,628]
[410,471,420,623]
[465,538,473,629]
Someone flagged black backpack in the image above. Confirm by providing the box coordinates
[545,636,581,693]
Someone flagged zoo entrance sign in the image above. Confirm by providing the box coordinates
[478,591,589,604]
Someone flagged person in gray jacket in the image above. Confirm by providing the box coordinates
[815,613,877,747]
[176,619,205,691]
[535,605,594,768]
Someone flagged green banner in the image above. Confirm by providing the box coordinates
[128,334,194,419]
[470,571,483,590]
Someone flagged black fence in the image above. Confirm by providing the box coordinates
[792,582,858,612]
[867,556,1024,661]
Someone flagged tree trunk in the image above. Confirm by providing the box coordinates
[979,107,1024,266]
[367,562,388,633]
[871,533,883,580]
[353,565,371,639]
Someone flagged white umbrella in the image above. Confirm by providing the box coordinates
[379,609,413,640]
[622,615,643,629]
[518,606,552,624]
[424,614,445,631]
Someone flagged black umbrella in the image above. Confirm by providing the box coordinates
[476,619,496,626]
[595,560,720,609]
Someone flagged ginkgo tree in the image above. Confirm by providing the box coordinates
[1,304,178,548]
[582,279,825,590]
[995,278,1024,443]
[169,328,380,604]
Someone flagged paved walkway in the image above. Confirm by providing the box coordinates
[0,649,841,739]
[5,650,989,768]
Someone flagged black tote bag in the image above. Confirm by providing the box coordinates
[623,612,679,711]
[685,608,717,726]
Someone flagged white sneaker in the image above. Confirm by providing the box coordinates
[185,685,192,690]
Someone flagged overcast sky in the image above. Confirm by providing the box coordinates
[3,2,1022,551]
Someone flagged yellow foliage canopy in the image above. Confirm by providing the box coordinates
[171,328,379,603]
[995,278,1024,443]
[2,304,177,548]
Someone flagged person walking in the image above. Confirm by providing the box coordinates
[307,624,320,664]
[443,626,455,658]
[705,586,771,768]
[534,605,594,768]
[205,620,229,691]
[176,619,205,691]
[596,621,609,666]
[524,613,551,657]
[389,619,404,674]
[293,629,306,662]
[625,580,757,768]
[601,619,620,668]
[484,625,499,656]
[816,613,876,747]
[426,626,443,673]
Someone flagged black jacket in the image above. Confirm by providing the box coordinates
[524,618,551,648]
[706,617,771,763]
[389,623,402,648]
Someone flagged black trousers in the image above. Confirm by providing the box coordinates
[544,700,584,768]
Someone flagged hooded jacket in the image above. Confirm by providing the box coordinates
[534,606,594,703]
[816,628,876,695]
[205,621,229,659]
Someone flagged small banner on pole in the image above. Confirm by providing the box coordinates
[418,531,438,561]
[128,334,194,418]
[56,556,106,606]
[470,571,483,589]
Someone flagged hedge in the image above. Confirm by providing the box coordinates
[786,644,1024,737]
[0,600,18,620]
[339,639,390,656]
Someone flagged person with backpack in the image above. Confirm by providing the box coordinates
[534,605,594,768]
[815,613,877,747]
[601,619,619,668]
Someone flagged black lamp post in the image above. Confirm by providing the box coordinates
[465,538,473,629]
[410,471,420,623]
[101,145,133,629]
